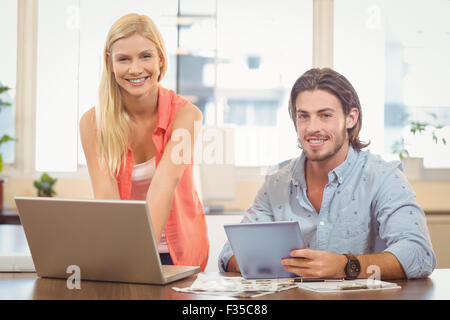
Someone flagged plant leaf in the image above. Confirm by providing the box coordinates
[0,86,11,94]
[0,99,12,107]
[0,134,15,145]
[391,138,410,160]
[35,173,57,195]
[410,121,427,135]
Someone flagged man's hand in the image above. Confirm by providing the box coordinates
[281,249,347,279]
[226,256,241,273]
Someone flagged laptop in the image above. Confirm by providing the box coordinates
[224,221,305,279]
[14,196,200,285]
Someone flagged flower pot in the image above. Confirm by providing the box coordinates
[37,192,53,197]
[401,157,423,181]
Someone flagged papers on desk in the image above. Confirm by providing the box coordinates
[297,279,401,293]
[172,274,401,297]
[172,273,299,298]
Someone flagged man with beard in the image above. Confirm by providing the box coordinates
[218,68,436,280]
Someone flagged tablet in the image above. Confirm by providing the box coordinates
[224,221,305,279]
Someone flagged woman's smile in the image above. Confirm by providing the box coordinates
[126,76,150,86]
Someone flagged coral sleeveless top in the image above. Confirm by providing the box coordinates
[116,86,209,271]
[129,157,170,253]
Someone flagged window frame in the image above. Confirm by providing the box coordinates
[3,0,38,178]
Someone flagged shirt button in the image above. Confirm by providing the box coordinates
[319,221,325,226]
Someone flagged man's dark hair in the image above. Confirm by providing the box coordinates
[288,67,370,151]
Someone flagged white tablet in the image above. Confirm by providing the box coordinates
[224,221,305,279]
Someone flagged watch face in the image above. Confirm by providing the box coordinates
[345,256,361,279]
[349,262,360,275]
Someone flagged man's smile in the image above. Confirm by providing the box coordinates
[305,136,329,147]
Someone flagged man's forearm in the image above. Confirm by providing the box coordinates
[356,252,406,280]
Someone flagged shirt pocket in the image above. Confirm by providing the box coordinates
[332,206,369,240]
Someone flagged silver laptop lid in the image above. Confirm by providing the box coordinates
[15,197,170,284]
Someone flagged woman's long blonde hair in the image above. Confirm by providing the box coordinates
[96,13,167,178]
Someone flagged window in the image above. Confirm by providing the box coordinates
[33,0,313,172]
[0,0,18,165]
[178,0,313,166]
[335,0,450,168]
[12,0,448,176]
[36,0,177,171]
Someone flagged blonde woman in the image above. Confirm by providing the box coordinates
[80,13,209,270]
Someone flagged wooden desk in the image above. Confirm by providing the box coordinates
[0,270,449,300]
[1,225,449,300]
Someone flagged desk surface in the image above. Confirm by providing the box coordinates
[1,270,450,300]
[1,225,449,300]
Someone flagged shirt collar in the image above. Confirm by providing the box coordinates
[330,145,358,185]
[127,85,170,153]
[155,85,171,132]
[290,145,358,187]
[290,152,306,188]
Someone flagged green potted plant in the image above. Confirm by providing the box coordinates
[391,113,447,180]
[33,173,58,197]
[0,84,16,211]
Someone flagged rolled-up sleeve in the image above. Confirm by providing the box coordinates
[218,176,275,272]
[374,164,436,279]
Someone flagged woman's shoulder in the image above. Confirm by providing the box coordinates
[79,107,97,135]
[179,100,202,120]
[169,97,202,129]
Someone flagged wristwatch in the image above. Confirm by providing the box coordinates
[344,254,361,280]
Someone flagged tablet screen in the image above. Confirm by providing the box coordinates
[224,221,305,279]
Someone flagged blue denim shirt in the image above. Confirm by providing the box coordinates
[218,147,436,279]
